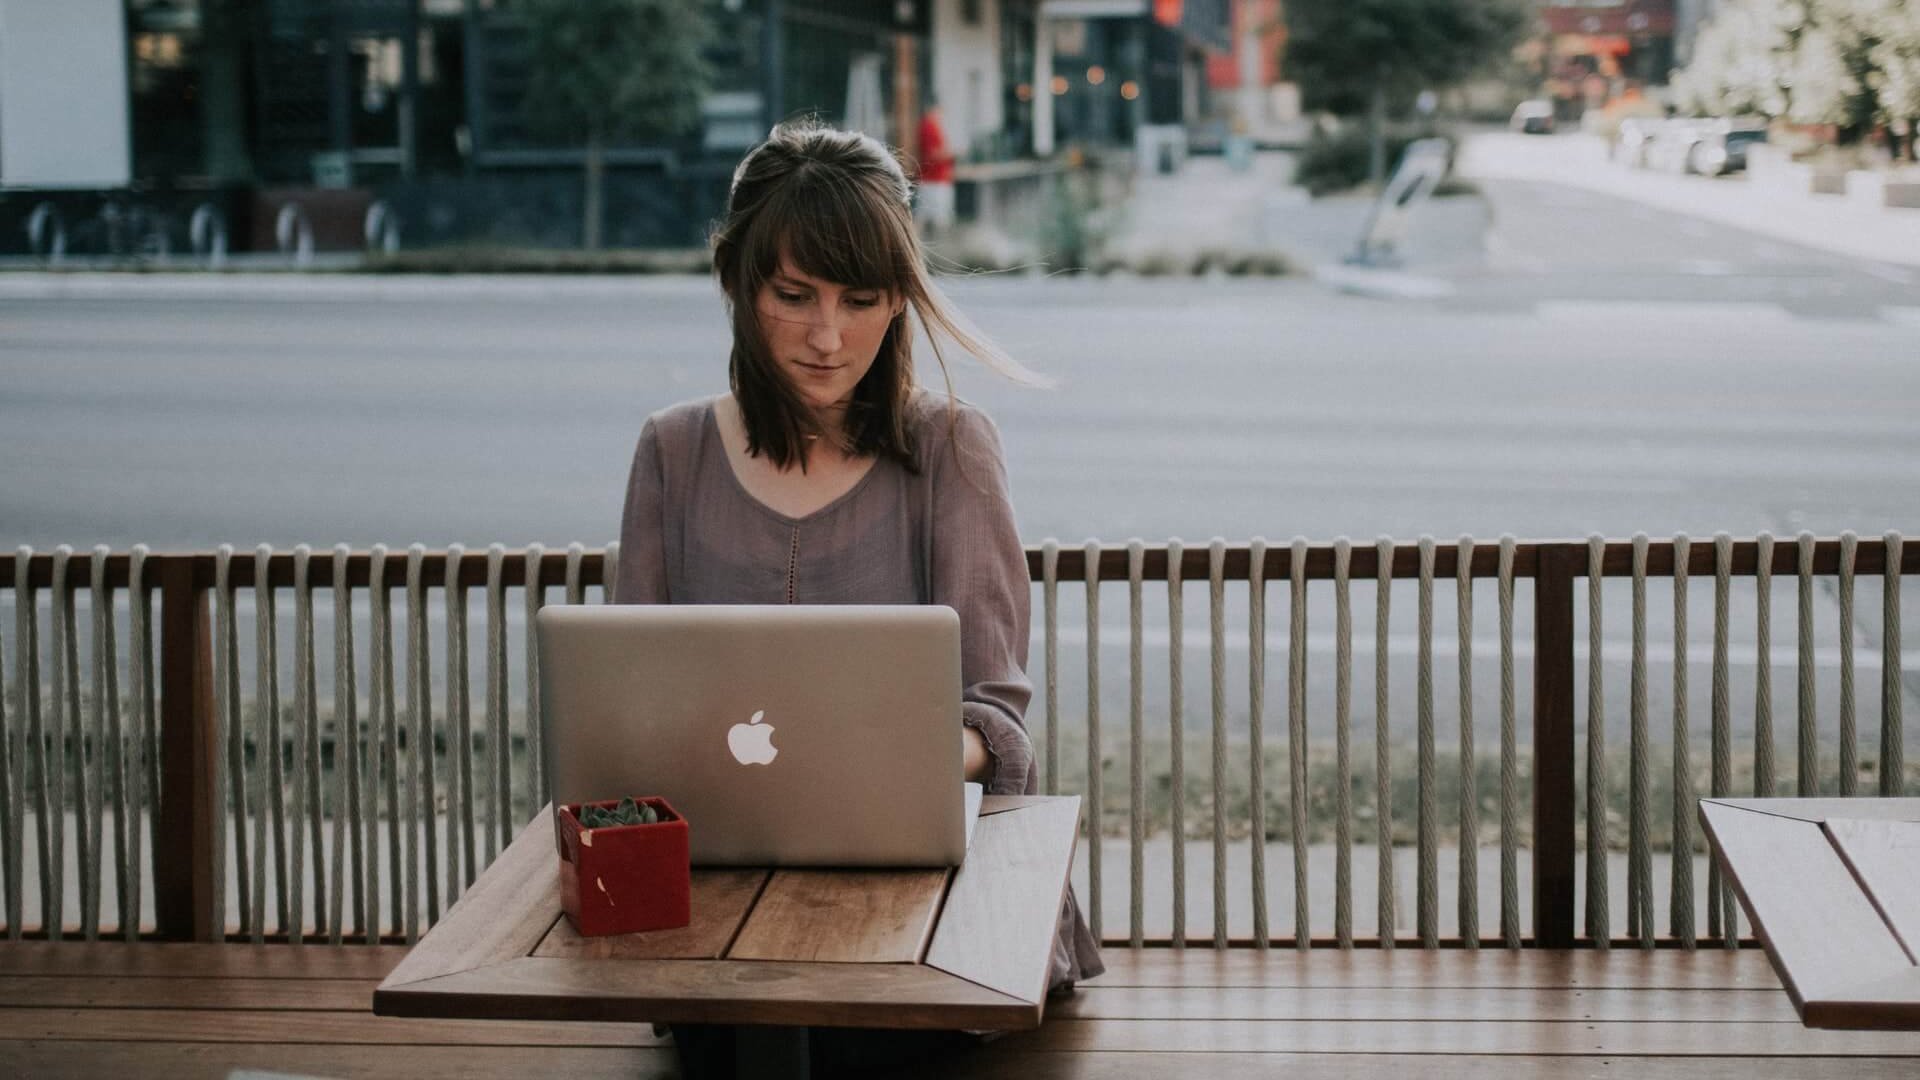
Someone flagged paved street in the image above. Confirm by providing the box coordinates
[4,259,1916,549]
[3,139,1917,747]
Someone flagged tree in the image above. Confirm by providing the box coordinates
[518,0,713,249]
[1283,0,1530,185]
[1670,0,1796,117]
[1675,0,1920,154]
[1866,0,1920,158]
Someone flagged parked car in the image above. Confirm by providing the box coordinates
[1633,117,1768,176]
[1509,100,1556,135]
[1687,120,1769,175]
[1642,119,1709,173]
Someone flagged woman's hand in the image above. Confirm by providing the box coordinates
[962,723,991,784]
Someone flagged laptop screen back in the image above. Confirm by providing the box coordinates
[538,604,966,867]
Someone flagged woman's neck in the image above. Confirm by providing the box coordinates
[714,393,879,517]
[723,393,861,469]
[808,403,850,446]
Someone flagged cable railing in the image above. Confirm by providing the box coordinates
[0,533,1912,949]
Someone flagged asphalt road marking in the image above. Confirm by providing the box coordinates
[1864,262,1916,285]
[1534,300,1793,323]
[1313,265,1456,300]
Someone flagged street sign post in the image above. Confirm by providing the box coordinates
[1347,137,1451,267]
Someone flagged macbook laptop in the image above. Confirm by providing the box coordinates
[537,604,979,867]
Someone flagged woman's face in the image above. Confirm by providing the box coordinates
[754,258,899,416]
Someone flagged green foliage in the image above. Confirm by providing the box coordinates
[1292,127,1456,196]
[580,797,660,828]
[1282,0,1531,117]
[1039,168,1111,273]
[1041,727,1906,851]
[517,0,714,146]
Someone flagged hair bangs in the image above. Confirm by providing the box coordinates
[758,163,914,295]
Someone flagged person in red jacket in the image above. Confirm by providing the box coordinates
[915,102,957,236]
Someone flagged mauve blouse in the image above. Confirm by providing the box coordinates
[614,392,1103,988]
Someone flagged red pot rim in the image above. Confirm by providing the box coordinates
[560,796,681,826]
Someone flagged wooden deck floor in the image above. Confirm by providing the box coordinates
[3,942,1919,1078]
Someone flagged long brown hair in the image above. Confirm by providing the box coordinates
[710,120,1040,472]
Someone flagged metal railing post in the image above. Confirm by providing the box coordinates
[1532,543,1577,947]
[157,556,219,941]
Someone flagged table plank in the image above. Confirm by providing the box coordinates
[376,807,561,995]
[376,956,1037,1029]
[1700,800,1911,1015]
[926,796,1081,1006]
[727,868,949,963]
[980,795,1060,816]
[534,869,768,961]
[1709,798,1920,824]
[1825,818,1920,963]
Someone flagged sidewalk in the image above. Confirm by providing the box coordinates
[1101,149,1302,265]
[1457,131,1920,270]
[1100,149,1490,276]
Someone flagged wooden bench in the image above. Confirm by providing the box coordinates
[8,942,1920,1078]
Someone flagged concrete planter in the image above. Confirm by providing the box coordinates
[1846,169,1920,209]
[1748,145,1849,195]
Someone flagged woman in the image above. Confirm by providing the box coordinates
[614,122,1102,1073]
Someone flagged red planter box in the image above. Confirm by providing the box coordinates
[555,797,691,937]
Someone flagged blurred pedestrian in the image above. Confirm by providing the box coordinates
[915,102,957,236]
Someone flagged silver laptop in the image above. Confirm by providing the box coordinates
[538,604,974,867]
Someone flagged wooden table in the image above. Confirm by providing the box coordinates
[1700,796,1920,1030]
[374,794,1081,1072]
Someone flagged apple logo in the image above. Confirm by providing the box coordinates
[727,709,779,766]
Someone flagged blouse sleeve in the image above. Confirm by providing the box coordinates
[930,405,1036,796]
[614,416,671,605]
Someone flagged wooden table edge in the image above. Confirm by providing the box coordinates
[1701,796,1920,825]
[924,795,1081,1011]
[1699,798,1920,1029]
[1804,993,1920,1030]
[1698,800,1805,1018]
[373,955,1043,1029]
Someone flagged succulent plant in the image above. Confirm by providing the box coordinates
[579,797,659,829]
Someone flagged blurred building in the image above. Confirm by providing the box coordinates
[1536,0,1676,121]
[1202,0,1297,144]
[1,0,1233,253]
[1672,0,1721,68]
[1023,0,1230,161]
